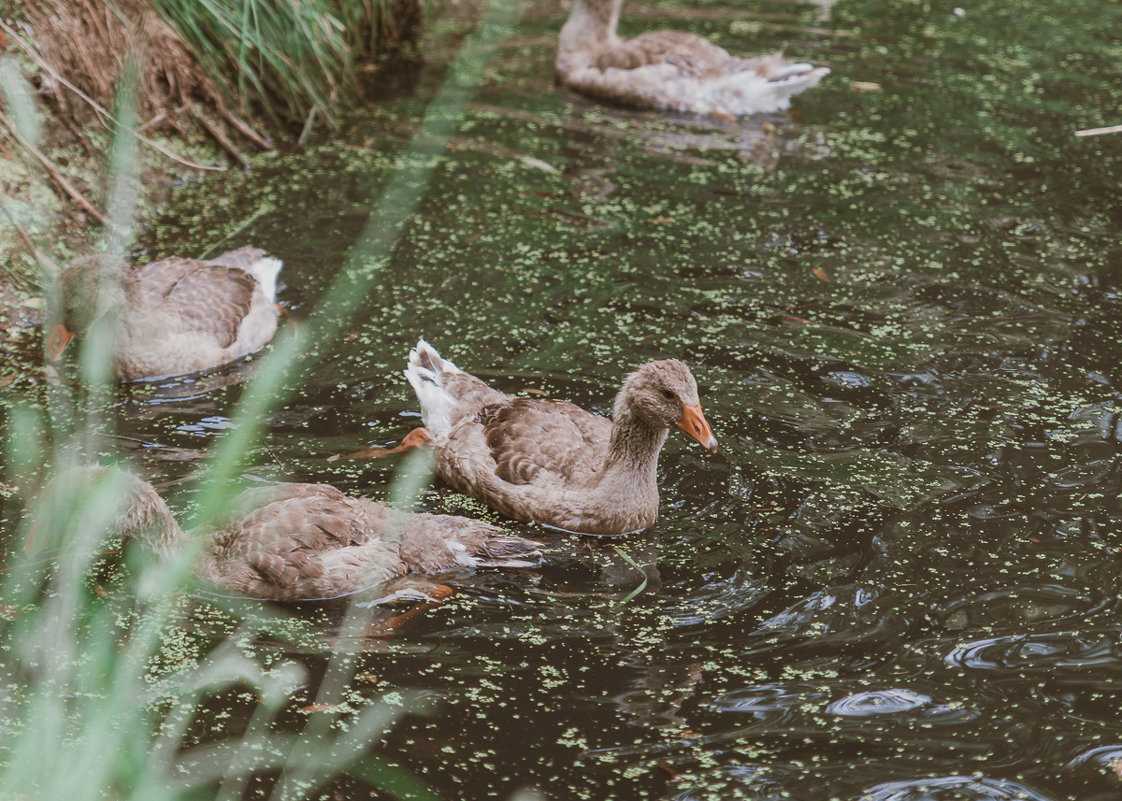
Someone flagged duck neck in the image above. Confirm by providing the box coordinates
[559,0,622,56]
[62,255,128,332]
[600,406,668,496]
[125,482,187,559]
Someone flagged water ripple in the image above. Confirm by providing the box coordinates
[853,775,1056,801]
[663,570,771,627]
[711,682,831,719]
[1063,745,1122,800]
[827,688,928,717]
[744,584,909,653]
[945,630,1122,671]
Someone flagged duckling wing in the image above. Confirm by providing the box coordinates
[226,482,349,518]
[131,257,198,303]
[136,258,257,348]
[477,398,611,486]
[595,30,736,77]
[210,484,396,596]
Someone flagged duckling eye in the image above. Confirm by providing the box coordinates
[661,389,676,401]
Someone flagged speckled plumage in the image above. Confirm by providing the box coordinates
[405,340,718,536]
[556,0,828,116]
[58,469,540,602]
[62,247,283,381]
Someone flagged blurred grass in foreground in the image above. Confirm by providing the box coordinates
[0,0,518,797]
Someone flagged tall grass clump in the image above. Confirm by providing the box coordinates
[21,0,419,153]
[0,0,518,796]
[149,0,419,128]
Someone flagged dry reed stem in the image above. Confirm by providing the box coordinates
[0,18,226,172]
[190,105,248,168]
[17,0,277,168]
[221,109,272,150]
[0,109,108,225]
[1075,124,1122,137]
[25,0,218,125]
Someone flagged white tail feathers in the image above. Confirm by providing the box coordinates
[769,65,830,93]
[248,256,283,303]
[404,339,459,438]
[768,61,813,80]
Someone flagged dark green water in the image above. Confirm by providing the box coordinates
[129,0,1122,798]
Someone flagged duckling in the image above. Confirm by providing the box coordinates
[405,340,718,535]
[61,247,283,381]
[556,0,828,116]
[44,467,541,602]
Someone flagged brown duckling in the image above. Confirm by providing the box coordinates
[404,339,718,536]
[556,0,828,116]
[61,247,283,381]
[46,467,540,602]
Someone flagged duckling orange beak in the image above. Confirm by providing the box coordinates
[676,403,718,454]
[399,427,431,451]
[46,324,75,361]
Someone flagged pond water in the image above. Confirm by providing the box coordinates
[85,0,1122,798]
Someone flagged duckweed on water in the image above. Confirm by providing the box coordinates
[17,0,1122,797]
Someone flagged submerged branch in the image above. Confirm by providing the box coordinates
[220,109,271,150]
[0,108,108,225]
[190,105,248,168]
